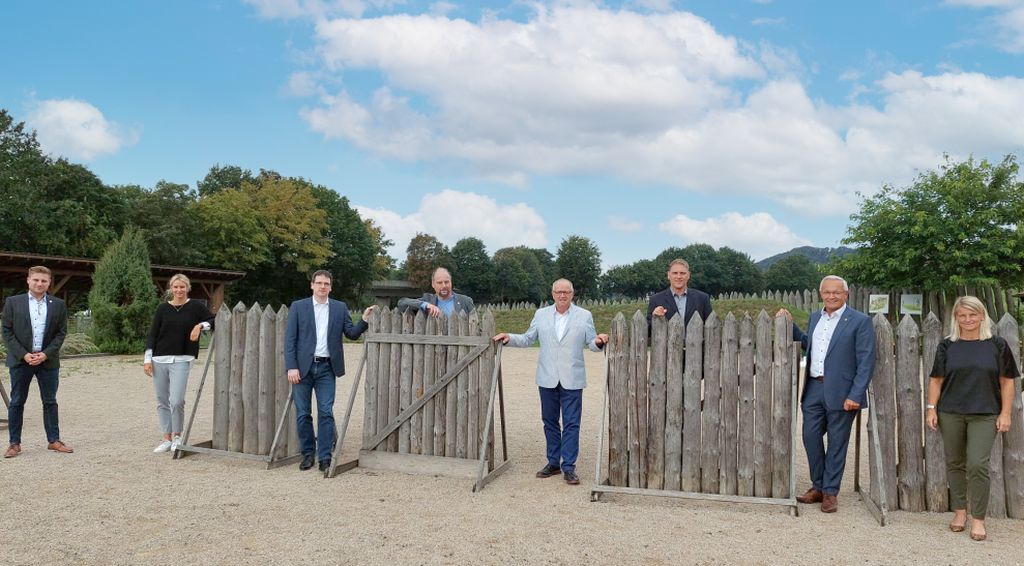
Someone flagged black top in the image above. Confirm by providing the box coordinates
[930,336,1020,415]
[145,300,216,358]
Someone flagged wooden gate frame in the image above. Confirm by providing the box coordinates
[327,335,511,492]
[173,336,303,469]
[590,344,801,516]
[853,385,890,526]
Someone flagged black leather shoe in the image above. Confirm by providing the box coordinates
[299,453,315,471]
[319,458,332,472]
[563,471,580,485]
[536,464,561,478]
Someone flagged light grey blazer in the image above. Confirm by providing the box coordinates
[505,304,602,390]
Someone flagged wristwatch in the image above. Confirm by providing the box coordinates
[926,404,936,410]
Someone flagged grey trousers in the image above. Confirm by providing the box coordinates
[153,361,191,434]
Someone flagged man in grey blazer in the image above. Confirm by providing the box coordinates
[494,279,608,485]
[2,266,71,458]
[397,267,474,318]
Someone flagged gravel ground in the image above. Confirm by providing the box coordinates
[2,346,1022,565]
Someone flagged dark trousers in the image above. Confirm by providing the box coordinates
[8,364,61,444]
[539,384,582,473]
[801,377,858,495]
[292,360,336,461]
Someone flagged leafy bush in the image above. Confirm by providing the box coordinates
[0,332,97,357]
[89,227,159,354]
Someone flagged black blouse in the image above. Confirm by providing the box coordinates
[930,336,1020,415]
[145,300,216,358]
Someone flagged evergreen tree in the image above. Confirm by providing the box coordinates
[89,227,160,353]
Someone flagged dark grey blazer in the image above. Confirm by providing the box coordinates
[2,293,68,369]
[397,292,475,315]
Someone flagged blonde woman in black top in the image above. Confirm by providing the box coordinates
[926,295,1019,541]
[143,274,214,453]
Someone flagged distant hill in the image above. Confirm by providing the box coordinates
[756,246,856,270]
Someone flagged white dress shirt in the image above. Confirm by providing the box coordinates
[554,308,570,342]
[28,293,48,352]
[810,304,847,378]
[313,298,330,358]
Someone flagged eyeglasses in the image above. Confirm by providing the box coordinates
[553,291,573,295]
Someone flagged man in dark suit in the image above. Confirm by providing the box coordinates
[646,259,713,326]
[284,270,375,472]
[795,275,876,512]
[2,265,72,458]
[397,267,475,318]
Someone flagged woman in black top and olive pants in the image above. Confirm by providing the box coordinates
[926,295,1019,541]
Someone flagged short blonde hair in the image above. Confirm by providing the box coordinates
[948,295,993,341]
[168,273,192,292]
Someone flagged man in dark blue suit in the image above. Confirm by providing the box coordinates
[646,259,712,326]
[285,270,375,472]
[795,275,876,512]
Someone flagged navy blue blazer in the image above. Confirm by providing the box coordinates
[646,287,713,326]
[801,306,876,410]
[284,297,368,379]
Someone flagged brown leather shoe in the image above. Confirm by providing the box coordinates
[796,488,823,504]
[47,440,74,453]
[3,444,21,458]
[821,494,838,513]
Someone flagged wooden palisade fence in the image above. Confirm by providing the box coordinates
[861,312,1024,523]
[593,310,801,515]
[328,307,512,491]
[175,302,302,468]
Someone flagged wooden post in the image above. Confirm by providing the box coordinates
[481,311,496,469]
[921,312,948,512]
[719,313,739,496]
[647,315,668,490]
[989,434,1008,518]
[664,314,685,491]
[228,302,247,453]
[445,314,459,457]
[434,315,448,456]
[895,315,926,511]
[871,315,900,511]
[274,305,290,458]
[456,312,470,459]
[771,314,792,498]
[388,309,402,452]
[421,315,436,456]
[376,308,392,452]
[998,314,1024,518]
[608,313,629,486]
[681,315,704,492]
[257,306,277,456]
[753,311,773,498]
[212,305,231,451]
[467,311,480,460]
[362,308,380,447]
[737,314,755,497]
[242,303,261,455]
[630,310,649,488]
[399,312,414,454]
[410,311,425,455]
[701,313,722,494]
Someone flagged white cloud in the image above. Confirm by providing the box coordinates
[27,98,138,161]
[428,1,456,15]
[751,17,784,26]
[295,4,1024,216]
[658,212,810,260]
[355,189,547,257]
[244,0,403,19]
[282,71,324,97]
[945,0,1024,53]
[608,216,644,233]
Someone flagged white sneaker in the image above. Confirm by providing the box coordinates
[153,440,173,453]
[170,435,182,452]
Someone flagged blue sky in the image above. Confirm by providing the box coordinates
[3,0,1023,268]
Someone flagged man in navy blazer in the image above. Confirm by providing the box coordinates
[795,275,876,512]
[285,270,375,472]
[494,279,608,485]
[2,266,72,458]
[646,259,712,327]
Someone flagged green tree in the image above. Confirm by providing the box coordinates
[126,181,205,266]
[310,185,378,302]
[716,247,764,294]
[765,254,821,291]
[365,219,396,281]
[833,155,1024,289]
[193,188,269,271]
[405,233,450,290]
[493,246,547,303]
[197,164,256,197]
[89,227,160,353]
[450,237,495,303]
[554,235,602,299]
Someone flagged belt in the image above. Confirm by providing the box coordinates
[313,356,330,363]
[810,375,824,381]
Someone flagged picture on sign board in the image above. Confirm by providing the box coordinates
[900,294,923,315]
[869,294,889,314]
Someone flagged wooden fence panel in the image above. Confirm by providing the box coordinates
[388,309,403,452]
[921,313,947,512]
[737,314,755,497]
[363,308,380,447]
[647,315,668,490]
[228,302,246,453]
[455,313,470,459]
[999,314,1024,518]
[771,315,792,498]
[411,311,425,455]
[630,311,649,488]
[399,312,414,454]
[375,309,392,451]
[608,313,629,486]
[274,305,290,459]
[681,315,704,492]
[212,305,231,451]
[467,312,480,461]
[719,313,739,496]
[241,303,261,455]
[257,306,276,456]
[753,311,773,498]
[433,315,447,456]
[870,314,900,511]
[895,315,926,511]
[700,313,722,494]
[445,315,459,457]
[421,316,436,456]
[664,315,685,491]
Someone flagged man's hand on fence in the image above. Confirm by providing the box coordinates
[651,306,667,317]
[775,308,793,320]
[492,333,510,345]
[595,334,608,348]
[362,305,377,320]
[424,303,442,318]
[287,369,301,384]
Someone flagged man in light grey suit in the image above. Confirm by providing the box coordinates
[494,279,608,485]
[397,267,475,318]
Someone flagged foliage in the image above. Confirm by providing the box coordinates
[833,155,1024,290]
[197,163,256,197]
[89,227,160,353]
[365,219,396,281]
[125,181,206,266]
[405,233,450,291]
[756,245,856,270]
[61,333,100,355]
[450,237,495,303]
[715,247,765,294]
[765,254,822,292]
[600,259,662,299]
[555,235,602,300]
[311,185,379,302]
[493,246,548,304]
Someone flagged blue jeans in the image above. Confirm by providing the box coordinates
[292,360,336,461]
[8,364,61,444]
[539,384,583,473]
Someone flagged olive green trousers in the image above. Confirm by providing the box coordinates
[938,412,998,519]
